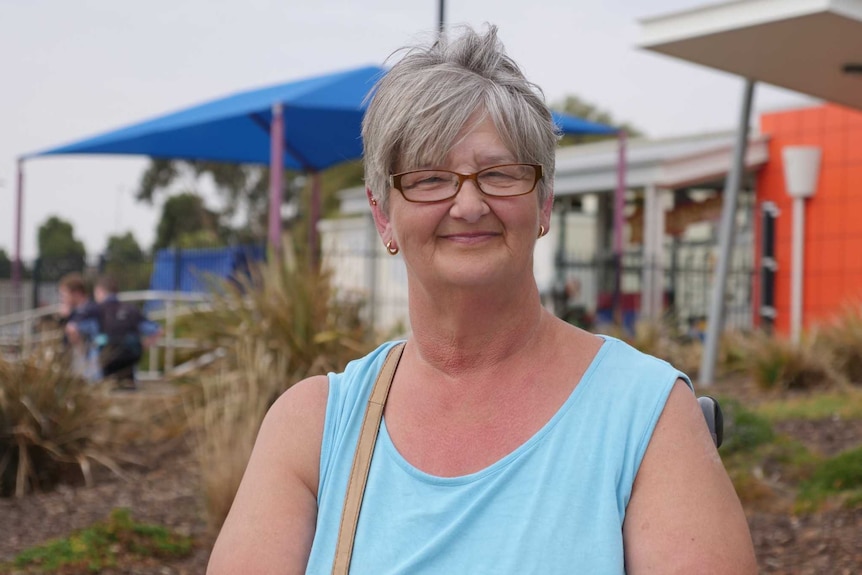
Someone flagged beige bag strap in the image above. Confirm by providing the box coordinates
[331,342,406,575]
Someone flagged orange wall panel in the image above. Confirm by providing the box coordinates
[756,104,862,335]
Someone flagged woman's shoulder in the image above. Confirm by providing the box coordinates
[269,340,405,421]
[592,334,692,391]
[327,340,406,403]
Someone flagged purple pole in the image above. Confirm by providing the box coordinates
[13,159,24,289]
[309,172,321,269]
[268,103,284,254]
[614,131,626,256]
[613,130,627,322]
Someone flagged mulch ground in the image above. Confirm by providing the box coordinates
[1,383,860,574]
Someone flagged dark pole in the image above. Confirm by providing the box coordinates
[438,0,445,37]
[699,78,756,386]
[613,130,627,325]
[13,159,23,289]
[268,103,284,256]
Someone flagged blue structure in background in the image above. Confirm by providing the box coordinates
[147,245,266,310]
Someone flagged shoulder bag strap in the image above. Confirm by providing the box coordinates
[331,342,406,575]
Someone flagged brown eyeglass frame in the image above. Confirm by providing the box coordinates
[389,163,543,203]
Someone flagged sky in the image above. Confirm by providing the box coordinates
[0,0,817,261]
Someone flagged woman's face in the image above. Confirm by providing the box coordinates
[371,115,553,292]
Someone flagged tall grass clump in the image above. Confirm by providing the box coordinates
[743,331,846,392]
[184,239,376,530]
[0,345,118,497]
[623,318,702,376]
[188,239,374,391]
[185,340,286,532]
[812,302,862,385]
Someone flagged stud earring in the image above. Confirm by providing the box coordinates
[370,197,378,206]
[386,241,399,256]
[538,225,546,238]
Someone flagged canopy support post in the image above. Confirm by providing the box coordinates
[268,103,284,255]
[699,78,756,386]
[13,159,24,291]
[309,172,321,270]
[613,130,627,324]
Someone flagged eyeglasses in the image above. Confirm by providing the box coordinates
[390,163,543,203]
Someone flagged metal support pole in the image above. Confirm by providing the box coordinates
[613,131,627,323]
[13,159,24,289]
[699,79,756,386]
[268,103,284,254]
[309,172,322,269]
[790,197,805,345]
[438,0,445,37]
[642,183,660,320]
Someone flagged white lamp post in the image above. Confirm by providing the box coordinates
[782,146,821,345]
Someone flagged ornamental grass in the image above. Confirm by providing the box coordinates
[183,238,375,530]
[0,345,120,498]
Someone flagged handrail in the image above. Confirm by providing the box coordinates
[0,290,217,379]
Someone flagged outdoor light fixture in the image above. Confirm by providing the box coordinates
[782,146,822,346]
[842,63,862,75]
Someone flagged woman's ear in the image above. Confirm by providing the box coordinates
[540,189,554,237]
[368,187,392,240]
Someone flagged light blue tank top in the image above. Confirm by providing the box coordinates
[306,336,690,574]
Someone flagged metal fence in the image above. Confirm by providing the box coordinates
[1,240,755,340]
[554,241,755,334]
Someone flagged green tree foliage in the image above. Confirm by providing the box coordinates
[0,248,11,279]
[104,232,145,264]
[138,161,282,242]
[551,95,644,146]
[37,216,86,260]
[102,232,149,291]
[135,159,364,249]
[154,193,222,250]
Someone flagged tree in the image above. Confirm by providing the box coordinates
[0,248,11,279]
[551,95,644,146]
[154,193,222,250]
[102,232,149,291]
[137,161,275,241]
[37,216,86,260]
[103,232,145,264]
[135,159,364,247]
[35,216,86,281]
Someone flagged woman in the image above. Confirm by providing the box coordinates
[208,25,757,574]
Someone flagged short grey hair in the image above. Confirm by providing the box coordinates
[362,24,558,212]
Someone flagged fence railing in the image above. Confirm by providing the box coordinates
[0,291,213,380]
[1,242,757,371]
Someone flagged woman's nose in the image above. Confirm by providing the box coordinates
[449,178,489,223]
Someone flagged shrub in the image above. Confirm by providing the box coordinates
[185,340,284,533]
[5,507,192,573]
[797,446,862,511]
[743,331,845,391]
[186,238,374,392]
[184,238,375,530]
[717,329,756,378]
[0,345,119,497]
[624,319,701,376]
[813,302,862,385]
[719,398,776,456]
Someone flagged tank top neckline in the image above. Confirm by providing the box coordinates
[378,336,614,485]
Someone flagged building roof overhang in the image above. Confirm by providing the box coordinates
[639,0,862,111]
[554,132,770,196]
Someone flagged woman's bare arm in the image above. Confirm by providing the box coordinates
[207,375,329,575]
[623,380,758,574]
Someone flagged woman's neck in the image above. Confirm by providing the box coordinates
[405,277,548,375]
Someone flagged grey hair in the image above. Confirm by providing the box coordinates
[362,24,558,212]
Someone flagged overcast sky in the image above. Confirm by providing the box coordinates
[1,0,816,260]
